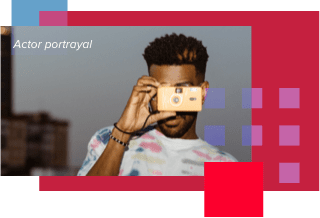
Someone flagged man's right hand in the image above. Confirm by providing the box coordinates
[116,75,176,134]
[87,76,176,176]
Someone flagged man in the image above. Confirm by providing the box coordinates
[77,33,237,176]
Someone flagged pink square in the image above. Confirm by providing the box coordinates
[252,125,262,146]
[252,88,262,108]
[279,163,300,183]
[279,88,300,108]
[279,125,300,146]
[39,11,68,26]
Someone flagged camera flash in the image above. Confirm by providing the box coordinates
[190,88,197,92]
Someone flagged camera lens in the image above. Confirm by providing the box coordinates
[173,97,179,103]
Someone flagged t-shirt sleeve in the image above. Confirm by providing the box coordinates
[77,126,113,176]
[221,151,238,162]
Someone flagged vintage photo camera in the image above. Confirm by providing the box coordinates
[157,86,202,112]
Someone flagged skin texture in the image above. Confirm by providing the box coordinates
[149,64,209,139]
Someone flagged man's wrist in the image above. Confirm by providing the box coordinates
[111,128,131,145]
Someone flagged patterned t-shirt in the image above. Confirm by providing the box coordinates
[77,125,238,176]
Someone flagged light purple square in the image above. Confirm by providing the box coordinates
[242,125,251,146]
[279,163,300,183]
[242,88,251,109]
[204,125,225,146]
[252,125,262,146]
[279,125,300,146]
[204,88,225,109]
[279,88,300,108]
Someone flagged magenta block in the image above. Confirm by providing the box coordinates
[279,88,300,108]
[279,163,300,183]
[252,88,262,108]
[252,125,262,146]
[279,125,300,146]
[39,11,67,26]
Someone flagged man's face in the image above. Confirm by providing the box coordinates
[149,64,205,138]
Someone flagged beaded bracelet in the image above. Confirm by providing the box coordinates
[109,133,129,147]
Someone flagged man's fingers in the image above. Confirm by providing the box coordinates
[137,77,160,88]
[145,86,157,101]
[135,76,160,101]
[132,85,152,96]
[140,75,158,83]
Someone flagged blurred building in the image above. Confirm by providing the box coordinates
[1,26,14,176]
[1,27,71,176]
[1,116,27,169]
[1,26,12,117]
[1,112,69,175]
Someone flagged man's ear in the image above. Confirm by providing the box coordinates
[201,81,209,105]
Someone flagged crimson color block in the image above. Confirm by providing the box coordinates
[39,176,204,191]
[38,11,318,192]
[204,162,263,217]
[249,12,318,191]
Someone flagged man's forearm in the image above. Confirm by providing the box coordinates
[86,128,131,176]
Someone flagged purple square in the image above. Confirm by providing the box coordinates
[242,88,251,109]
[279,125,300,146]
[204,125,225,146]
[204,88,225,109]
[279,163,300,183]
[279,88,300,108]
[242,125,251,146]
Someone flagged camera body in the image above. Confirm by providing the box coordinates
[157,86,202,112]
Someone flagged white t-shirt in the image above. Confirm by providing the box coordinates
[77,125,238,176]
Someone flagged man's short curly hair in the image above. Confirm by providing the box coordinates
[143,33,209,75]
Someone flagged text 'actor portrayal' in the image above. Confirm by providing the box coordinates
[78,33,237,176]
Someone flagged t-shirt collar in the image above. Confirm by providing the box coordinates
[149,128,205,151]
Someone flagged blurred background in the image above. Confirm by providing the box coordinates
[1,26,72,176]
[1,26,251,176]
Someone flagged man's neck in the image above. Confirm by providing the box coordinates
[155,121,198,140]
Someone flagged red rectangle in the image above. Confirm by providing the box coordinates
[39,176,204,191]
[67,11,251,26]
[204,162,263,217]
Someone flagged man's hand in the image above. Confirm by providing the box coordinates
[117,75,176,133]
